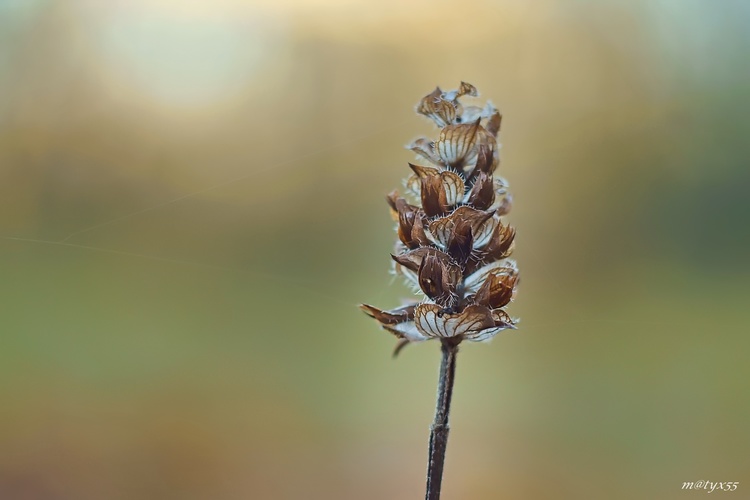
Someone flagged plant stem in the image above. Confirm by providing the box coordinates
[425,339,459,500]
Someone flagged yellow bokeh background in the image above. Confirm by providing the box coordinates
[1,1,749,498]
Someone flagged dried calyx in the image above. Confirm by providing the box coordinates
[361,82,519,354]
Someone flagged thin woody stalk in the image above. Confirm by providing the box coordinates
[359,82,520,499]
[425,340,459,500]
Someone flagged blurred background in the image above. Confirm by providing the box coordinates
[1,0,749,498]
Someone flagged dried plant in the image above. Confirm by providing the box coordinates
[360,82,519,500]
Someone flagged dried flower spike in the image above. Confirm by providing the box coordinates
[361,83,518,352]
[360,83,520,500]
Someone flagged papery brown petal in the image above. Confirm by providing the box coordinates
[389,194,420,246]
[459,308,516,340]
[391,247,452,274]
[467,171,495,210]
[432,100,457,127]
[394,196,417,212]
[392,196,420,248]
[397,209,416,248]
[420,174,448,217]
[410,211,432,247]
[416,87,442,115]
[386,190,400,221]
[408,163,441,204]
[408,163,440,178]
[463,254,482,279]
[472,123,497,165]
[446,217,474,266]
[361,305,427,342]
[463,260,516,291]
[470,143,495,179]
[418,254,457,305]
[391,251,422,274]
[386,190,398,211]
[492,309,515,328]
[486,110,502,138]
[492,177,512,215]
[462,320,514,342]
[473,267,518,309]
[416,87,456,127]
[360,304,416,325]
[407,164,464,214]
[496,192,513,216]
[393,195,418,214]
[405,174,421,197]
[428,206,495,248]
[458,81,478,97]
[440,170,465,206]
[484,223,516,261]
[408,137,444,166]
[436,120,481,167]
[414,303,496,339]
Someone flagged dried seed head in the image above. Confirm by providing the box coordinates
[362,83,519,353]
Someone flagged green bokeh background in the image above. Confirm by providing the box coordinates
[2,1,749,498]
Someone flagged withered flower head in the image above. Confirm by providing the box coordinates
[361,83,519,354]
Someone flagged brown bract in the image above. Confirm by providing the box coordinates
[436,120,482,168]
[387,191,430,249]
[362,83,519,354]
